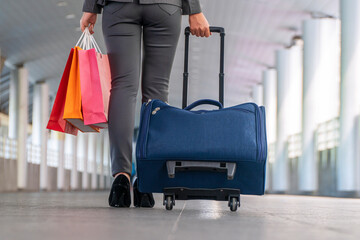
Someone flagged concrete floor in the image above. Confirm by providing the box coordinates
[0,192,359,240]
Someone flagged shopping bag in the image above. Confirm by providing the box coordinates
[78,48,107,127]
[77,28,111,128]
[93,51,111,128]
[46,48,78,136]
[63,46,100,133]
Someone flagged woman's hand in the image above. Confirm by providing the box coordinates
[80,12,97,34]
[189,12,211,37]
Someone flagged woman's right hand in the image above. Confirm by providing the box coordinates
[189,12,211,37]
[80,12,98,34]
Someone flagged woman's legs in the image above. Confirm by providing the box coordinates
[102,1,182,208]
[141,4,182,103]
[102,2,142,179]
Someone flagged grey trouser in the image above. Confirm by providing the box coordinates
[102,0,182,177]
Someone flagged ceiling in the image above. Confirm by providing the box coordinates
[0,0,339,126]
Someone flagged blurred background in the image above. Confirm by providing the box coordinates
[0,0,359,198]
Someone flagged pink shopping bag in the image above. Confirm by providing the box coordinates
[95,52,111,128]
[78,48,108,127]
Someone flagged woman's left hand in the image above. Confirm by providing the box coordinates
[189,12,211,37]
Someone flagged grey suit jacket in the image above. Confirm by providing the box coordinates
[83,0,201,15]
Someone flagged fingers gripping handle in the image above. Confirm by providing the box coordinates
[75,27,103,54]
[182,26,225,109]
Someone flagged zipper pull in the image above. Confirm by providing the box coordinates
[152,107,160,115]
[146,99,152,106]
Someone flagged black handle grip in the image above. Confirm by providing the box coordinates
[183,99,223,111]
[182,26,225,109]
[185,26,225,34]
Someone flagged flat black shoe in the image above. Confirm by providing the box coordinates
[133,177,155,208]
[108,174,131,208]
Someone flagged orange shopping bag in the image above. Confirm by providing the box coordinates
[62,45,100,133]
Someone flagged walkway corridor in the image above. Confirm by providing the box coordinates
[1,192,359,240]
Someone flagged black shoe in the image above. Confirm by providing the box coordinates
[132,177,155,208]
[108,174,131,208]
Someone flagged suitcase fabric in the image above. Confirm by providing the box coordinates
[135,26,268,210]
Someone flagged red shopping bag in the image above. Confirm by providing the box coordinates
[78,48,107,127]
[46,49,78,136]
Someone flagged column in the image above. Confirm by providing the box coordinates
[300,18,340,192]
[57,133,65,190]
[103,129,111,189]
[99,131,105,189]
[9,66,29,190]
[338,0,360,192]
[91,133,100,190]
[32,81,50,190]
[87,133,96,190]
[252,84,263,106]
[77,132,89,190]
[262,69,277,191]
[96,132,104,190]
[274,45,303,192]
[70,135,78,190]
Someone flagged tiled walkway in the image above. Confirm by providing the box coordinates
[0,192,359,240]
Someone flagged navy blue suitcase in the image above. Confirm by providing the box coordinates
[136,26,267,211]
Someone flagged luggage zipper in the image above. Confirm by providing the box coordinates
[137,102,148,159]
[139,100,155,159]
[140,100,263,161]
[249,103,262,162]
[152,107,160,115]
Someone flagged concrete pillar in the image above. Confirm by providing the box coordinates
[70,135,78,190]
[32,81,50,190]
[103,129,111,188]
[338,0,360,192]
[57,133,65,190]
[65,134,78,190]
[300,18,341,192]
[9,66,29,190]
[262,69,277,191]
[77,132,88,190]
[274,45,303,192]
[87,133,97,189]
[94,133,103,190]
[263,69,277,144]
[252,84,263,106]
[99,131,105,189]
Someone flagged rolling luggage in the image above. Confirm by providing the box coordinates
[135,26,267,211]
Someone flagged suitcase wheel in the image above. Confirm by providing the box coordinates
[164,195,175,210]
[228,196,240,212]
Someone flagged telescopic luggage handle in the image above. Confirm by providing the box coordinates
[182,26,225,109]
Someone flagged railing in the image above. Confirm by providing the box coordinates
[287,133,302,159]
[26,142,41,164]
[267,142,276,163]
[64,153,73,170]
[47,147,59,167]
[0,136,17,160]
[315,117,339,151]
